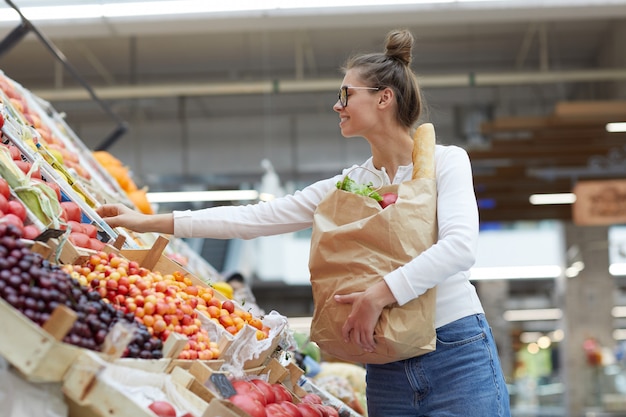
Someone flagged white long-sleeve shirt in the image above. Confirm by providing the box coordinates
[174,145,484,329]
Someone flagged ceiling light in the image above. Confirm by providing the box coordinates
[606,122,626,133]
[146,190,259,203]
[503,308,562,322]
[609,263,626,276]
[0,0,519,22]
[612,306,626,318]
[529,193,576,205]
[470,265,562,280]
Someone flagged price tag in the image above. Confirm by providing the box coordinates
[34,228,65,242]
[210,373,237,399]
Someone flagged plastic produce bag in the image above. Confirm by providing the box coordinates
[0,356,68,417]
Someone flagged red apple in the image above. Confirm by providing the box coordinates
[379,192,398,208]
[147,400,176,417]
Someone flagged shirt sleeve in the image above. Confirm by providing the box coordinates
[383,146,479,306]
[173,176,340,239]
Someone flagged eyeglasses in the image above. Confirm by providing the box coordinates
[337,86,382,108]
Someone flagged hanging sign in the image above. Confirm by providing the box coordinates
[573,179,626,226]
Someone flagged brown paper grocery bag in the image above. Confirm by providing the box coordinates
[308,123,438,364]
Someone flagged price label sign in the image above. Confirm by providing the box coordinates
[210,373,236,399]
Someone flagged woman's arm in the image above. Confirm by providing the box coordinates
[383,145,479,305]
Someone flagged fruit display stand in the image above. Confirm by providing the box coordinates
[0,70,132,208]
[0,69,361,417]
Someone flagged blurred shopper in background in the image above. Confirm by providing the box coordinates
[97,28,510,416]
[225,271,265,317]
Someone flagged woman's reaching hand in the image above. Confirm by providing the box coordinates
[96,203,174,234]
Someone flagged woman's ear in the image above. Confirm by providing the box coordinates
[378,87,394,108]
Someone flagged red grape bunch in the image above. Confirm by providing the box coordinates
[0,223,163,358]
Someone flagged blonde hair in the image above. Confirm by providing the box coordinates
[343,29,423,128]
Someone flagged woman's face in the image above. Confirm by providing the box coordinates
[333,69,382,138]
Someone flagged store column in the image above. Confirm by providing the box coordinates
[560,224,612,416]
[478,280,513,379]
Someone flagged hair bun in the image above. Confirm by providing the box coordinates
[384,29,414,66]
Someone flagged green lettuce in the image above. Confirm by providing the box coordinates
[336,176,382,201]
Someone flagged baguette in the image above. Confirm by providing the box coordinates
[411,123,436,180]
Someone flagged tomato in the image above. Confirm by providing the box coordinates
[68,232,91,249]
[279,401,303,417]
[147,400,177,417]
[231,380,266,406]
[271,383,293,403]
[318,405,339,417]
[5,144,21,161]
[229,394,267,417]
[251,378,276,404]
[22,224,40,240]
[14,160,41,179]
[7,200,26,221]
[82,223,98,238]
[32,178,61,201]
[301,394,322,405]
[0,194,8,214]
[61,201,82,223]
[2,213,24,231]
[265,404,290,417]
[89,238,106,251]
[296,403,323,417]
[67,220,84,234]
[0,178,9,199]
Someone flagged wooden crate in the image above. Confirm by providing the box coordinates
[0,297,82,382]
[64,350,211,417]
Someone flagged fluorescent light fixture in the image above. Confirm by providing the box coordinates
[606,122,626,133]
[503,308,562,322]
[610,263,626,276]
[0,0,513,22]
[470,265,562,280]
[529,193,576,205]
[146,190,259,203]
[612,306,626,318]
[614,329,626,341]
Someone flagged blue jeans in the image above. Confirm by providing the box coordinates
[365,314,511,417]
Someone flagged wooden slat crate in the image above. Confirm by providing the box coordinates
[0,297,82,382]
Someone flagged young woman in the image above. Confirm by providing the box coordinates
[97,29,511,416]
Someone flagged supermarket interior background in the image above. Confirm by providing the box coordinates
[1,0,626,416]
